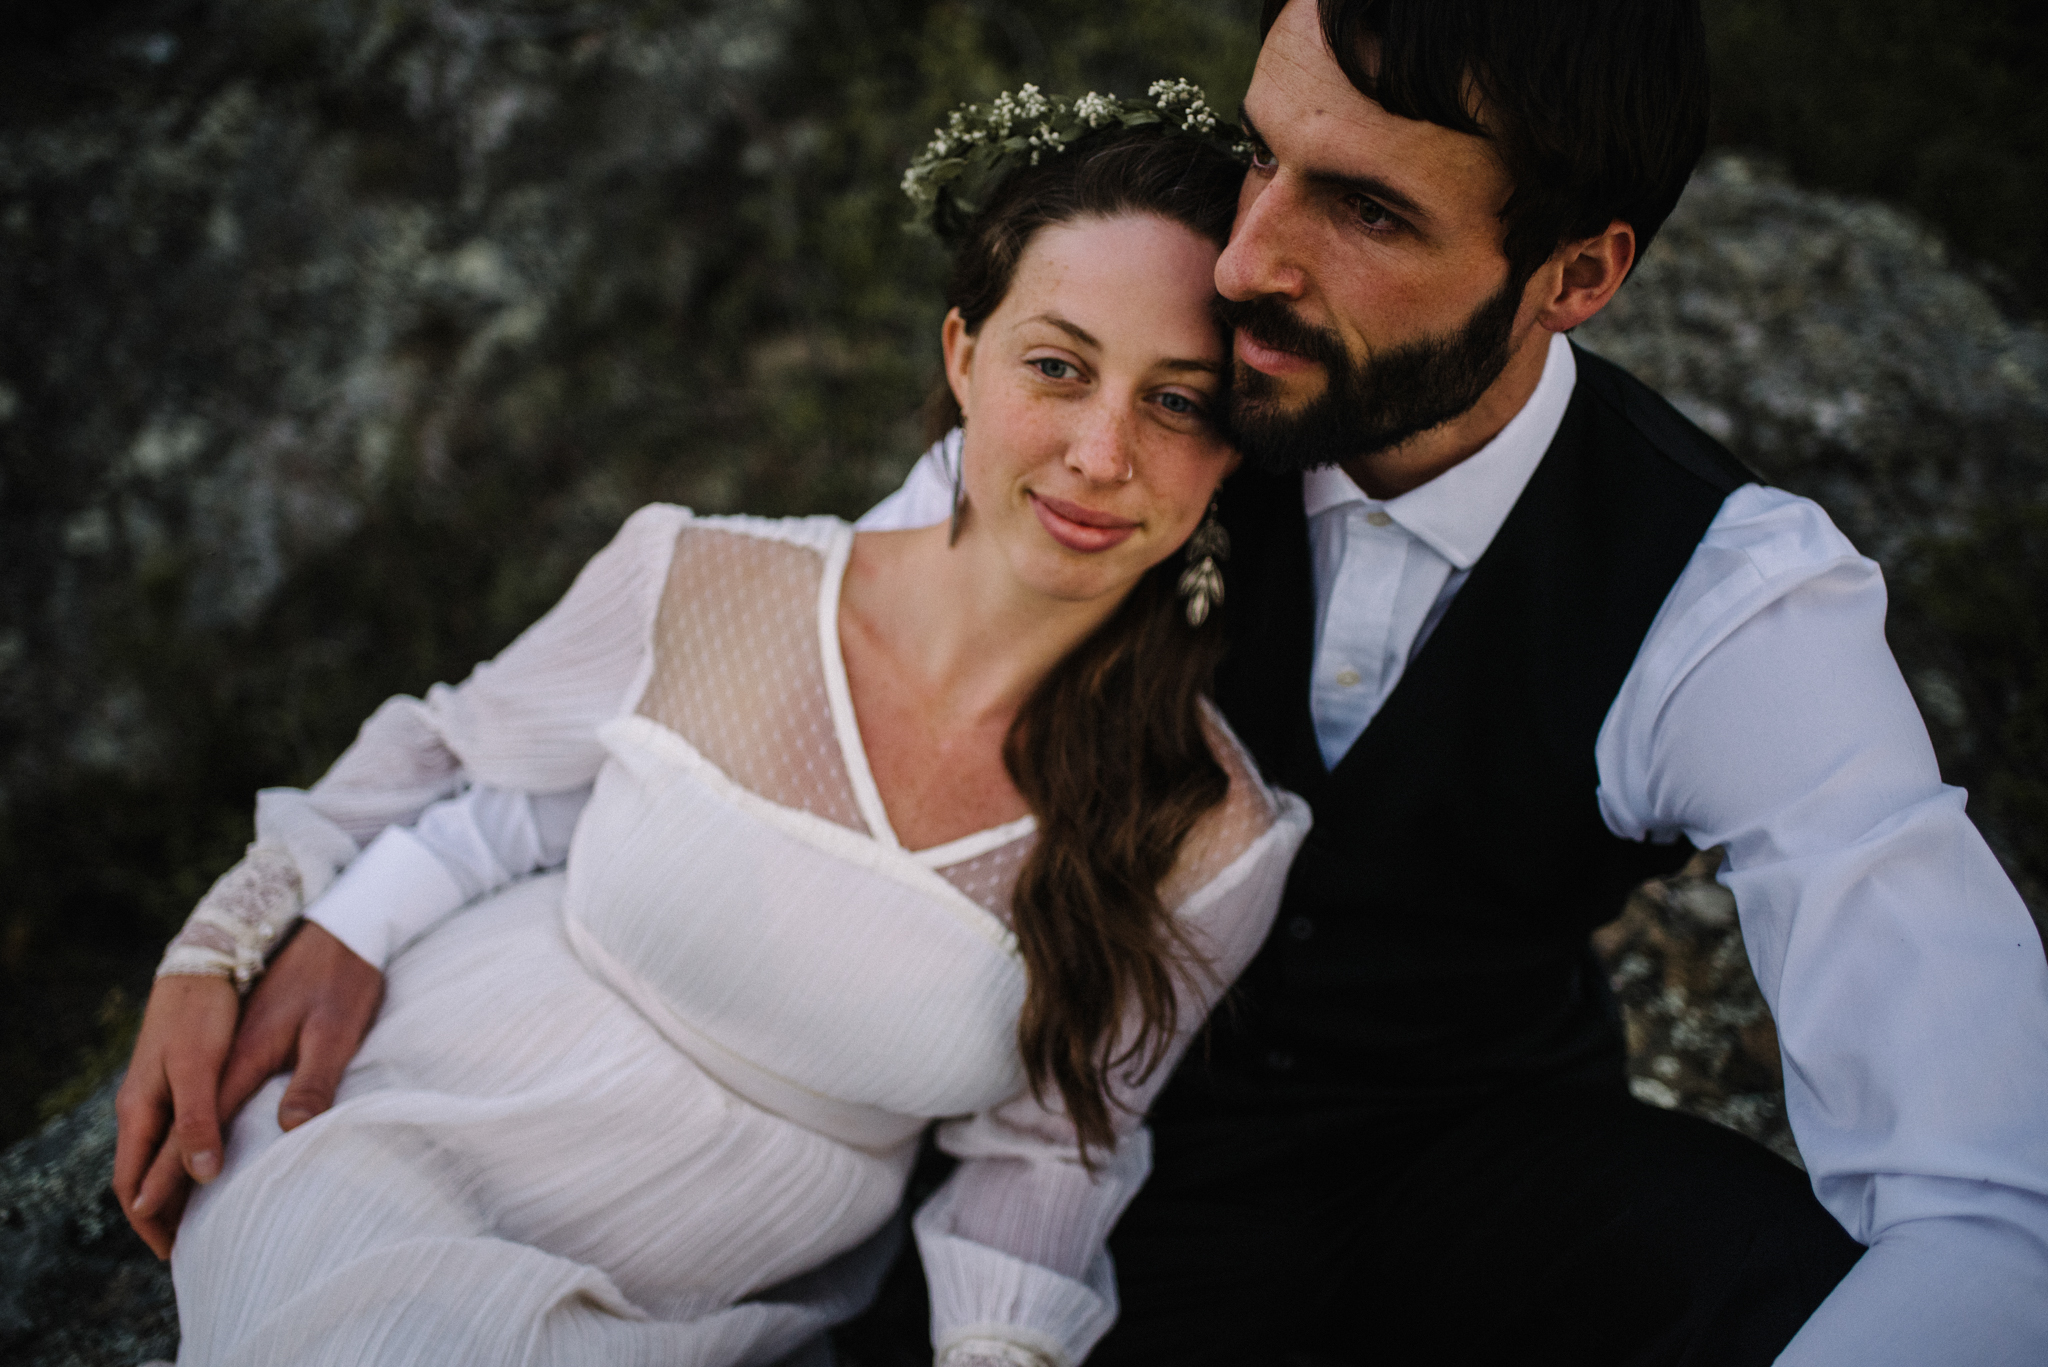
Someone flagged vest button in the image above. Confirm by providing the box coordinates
[1265,1049,1296,1072]
[1288,916,1315,941]
[1334,667,1362,688]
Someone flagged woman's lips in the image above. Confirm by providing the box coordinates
[1234,327,1321,377]
[1030,493,1138,553]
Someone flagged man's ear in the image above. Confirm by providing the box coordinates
[1533,219,1635,333]
[941,308,975,421]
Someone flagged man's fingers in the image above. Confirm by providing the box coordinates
[217,986,302,1121]
[267,923,383,1131]
[229,921,384,1131]
[277,1014,354,1131]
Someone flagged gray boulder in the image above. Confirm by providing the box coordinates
[0,1082,175,1366]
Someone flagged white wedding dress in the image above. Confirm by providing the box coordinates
[170,506,1309,1367]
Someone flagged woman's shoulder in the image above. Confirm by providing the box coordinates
[1159,701,1310,911]
[677,509,852,554]
[591,506,855,598]
[645,509,855,608]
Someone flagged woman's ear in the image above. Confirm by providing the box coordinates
[941,308,975,423]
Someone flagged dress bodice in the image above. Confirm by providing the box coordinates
[561,513,1286,1146]
[567,714,1030,1141]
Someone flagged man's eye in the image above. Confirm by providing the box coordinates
[1031,358,1078,380]
[1248,143,1276,171]
[1347,196,1400,232]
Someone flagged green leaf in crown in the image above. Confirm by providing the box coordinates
[901,79,1251,241]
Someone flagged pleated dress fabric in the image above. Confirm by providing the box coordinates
[172,507,1309,1367]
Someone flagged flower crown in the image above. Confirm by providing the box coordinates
[901,78,1250,240]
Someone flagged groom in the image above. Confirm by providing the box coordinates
[875,1,2048,1362]
[1088,2,2048,1363]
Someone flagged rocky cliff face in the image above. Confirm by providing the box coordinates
[1578,156,2048,928]
[0,1082,175,1366]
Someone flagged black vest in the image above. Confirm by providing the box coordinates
[1165,346,1752,1119]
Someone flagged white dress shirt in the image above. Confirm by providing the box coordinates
[1302,330,1576,767]
[861,329,2048,1364]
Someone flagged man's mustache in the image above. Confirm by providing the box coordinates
[1212,295,1350,374]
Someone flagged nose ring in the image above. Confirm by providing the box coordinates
[1118,462,1135,484]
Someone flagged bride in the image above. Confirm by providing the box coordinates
[114,83,1308,1367]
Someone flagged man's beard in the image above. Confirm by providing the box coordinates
[1216,274,1524,475]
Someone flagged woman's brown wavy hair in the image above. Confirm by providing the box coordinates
[934,128,1246,1159]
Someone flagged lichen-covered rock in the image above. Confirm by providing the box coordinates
[1592,850,1800,1167]
[1581,154,2048,562]
[1579,154,2048,931]
[0,1082,175,1366]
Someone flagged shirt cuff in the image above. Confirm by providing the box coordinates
[305,825,468,970]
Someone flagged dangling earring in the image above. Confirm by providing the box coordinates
[1178,499,1229,626]
[947,421,967,547]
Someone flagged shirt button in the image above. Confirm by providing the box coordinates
[1364,510,1392,527]
[1265,1049,1296,1072]
[1288,916,1315,941]
[1334,667,1361,688]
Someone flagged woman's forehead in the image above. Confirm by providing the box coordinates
[1002,214,1225,354]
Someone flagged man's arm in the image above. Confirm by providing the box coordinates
[1598,484,2048,1363]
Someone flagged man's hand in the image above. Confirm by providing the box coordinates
[111,922,383,1258]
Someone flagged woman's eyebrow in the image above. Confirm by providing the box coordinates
[1023,313,1099,348]
[1024,314,1219,375]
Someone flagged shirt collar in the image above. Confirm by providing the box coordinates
[1301,332,1578,571]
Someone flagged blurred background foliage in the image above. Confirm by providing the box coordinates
[1707,0,2048,310]
[0,0,2043,1147]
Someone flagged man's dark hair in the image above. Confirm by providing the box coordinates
[1262,0,1710,283]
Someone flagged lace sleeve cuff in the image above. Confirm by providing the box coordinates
[155,843,306,991]
[935,1338,1059,1367]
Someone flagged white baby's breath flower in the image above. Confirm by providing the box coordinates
[903,77,1240,230]
[1074,91,1117,127]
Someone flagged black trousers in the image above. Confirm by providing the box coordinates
[835,1081,1863,1367]
[1093,1080,1863,1367]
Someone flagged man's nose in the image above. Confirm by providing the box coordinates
[1067,405,1136,485]
[1216,172,1307,303]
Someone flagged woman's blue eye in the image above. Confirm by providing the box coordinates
[1032,358,1077,380]
[1158,392,1200,415]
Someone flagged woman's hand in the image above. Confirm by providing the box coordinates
[114,973,240,1258]
[111,922,383,1258]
